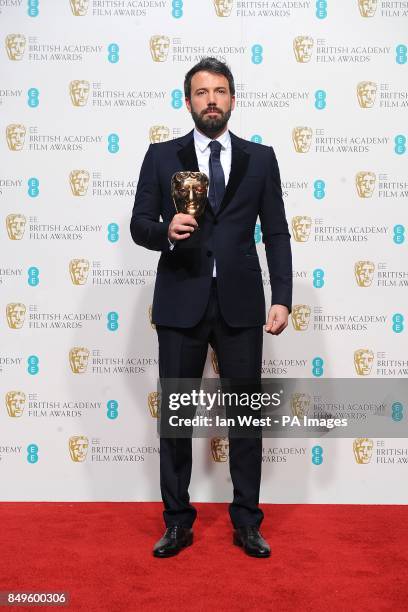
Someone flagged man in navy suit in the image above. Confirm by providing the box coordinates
[131,57,292,558]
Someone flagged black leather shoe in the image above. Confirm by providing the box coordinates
[153,526,193,558]
[233,526,271,557]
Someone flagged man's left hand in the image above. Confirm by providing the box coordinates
[265,305,289,335]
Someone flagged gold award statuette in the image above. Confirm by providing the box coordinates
[211,437,229,462]
[6,390,26,417]
[171,171,209,249]
[353,438,373,464]
[70,0,89,16]
[213,0,234,17]
[5,34,26,60]
[6,124,26,151]
[69,435,89,462]
[358,0,377,18]
[69,80,90,106]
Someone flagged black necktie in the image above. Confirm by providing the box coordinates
[208,140,225,212]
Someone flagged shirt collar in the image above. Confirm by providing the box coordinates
[194,127,231,153]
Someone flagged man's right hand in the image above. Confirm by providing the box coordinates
[168,213,198,242]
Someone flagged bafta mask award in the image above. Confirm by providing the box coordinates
[171,171,209,248]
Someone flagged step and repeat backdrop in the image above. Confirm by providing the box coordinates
[1,0,407,502]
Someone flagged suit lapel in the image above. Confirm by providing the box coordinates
[176,130,214,218]
[177,131,199,172]
[218,132,250,215]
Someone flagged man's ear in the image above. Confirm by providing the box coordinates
[231,95,236,111]
[185,98,192,113]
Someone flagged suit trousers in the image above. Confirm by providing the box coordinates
[156,279,264,529]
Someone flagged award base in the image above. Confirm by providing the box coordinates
[176,228,203,250]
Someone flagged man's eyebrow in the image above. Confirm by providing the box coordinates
[194,86,227,92]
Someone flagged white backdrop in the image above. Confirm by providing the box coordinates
[1,0,407,502]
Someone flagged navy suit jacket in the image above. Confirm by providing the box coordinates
[130,130,292,328]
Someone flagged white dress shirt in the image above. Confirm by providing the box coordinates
[194,127,231,276]
[193,127,231,186]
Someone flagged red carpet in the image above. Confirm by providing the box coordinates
[0,502,406,611]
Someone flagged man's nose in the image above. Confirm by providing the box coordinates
[188,186,194,200]
[207,90,217,105]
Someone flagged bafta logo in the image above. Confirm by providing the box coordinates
[353,438,373,464]
[69,0,89,16]
[5,34,26,60]
[149,35,170,62]
[5,391,26,417]
[69,259,90,285]
[355,171,376,198]
[6,303,26,329]
[354,260,375,287]
[69,347,90,373]
[291,393,311,418]
[6,124,26,151]
[211,349,219,375]
[211,437,229,462]
[148,304,156,329]
[213,0,233,17]
[148,392,160,418]
[6,213,26,240]
[354,349,374,376]
[69,80,90,106]
[69,170,90,196]
[292,216,312,242]
[293,36,314,63]
[291,305,311,331]
[357,81,377,108]
[149,125,170,144]
[69,435,89,462]
[358,0,377,17]
[292,127,313,153]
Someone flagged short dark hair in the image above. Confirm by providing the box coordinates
[184,57,235,99]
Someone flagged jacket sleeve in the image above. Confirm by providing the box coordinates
[130,144,171,252]
[259,146,293,313]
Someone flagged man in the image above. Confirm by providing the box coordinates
[130,57,292,558]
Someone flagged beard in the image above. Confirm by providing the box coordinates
[190,105,232,137]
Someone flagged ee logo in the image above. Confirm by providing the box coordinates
[251,45,263,64]
[28,177,39,197]
[171,89,183,109]
[314,90,326,110]
[312,445,323,465]
[27,443,39,463]
[108,43,119,63]
[312,357,324,377]
[27,88,39,107]
[313,268,325,288]
[107,400,119,419]
[315,0,327,19]
[27,355,39,375]
[108,133,119,153]
[171,0,183,18]
[107,223,119,242]
[393,225,405,244]
[391,402,403,422]
[107,311,119,331]
[314,180,325,199]
[392,313,404,333]
[28,267,39,286]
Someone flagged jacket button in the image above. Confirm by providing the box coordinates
[207,250,213,257]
